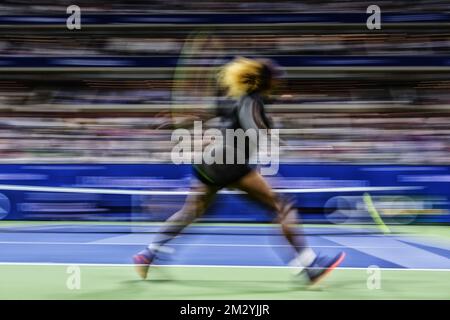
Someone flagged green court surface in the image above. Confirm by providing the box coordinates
[0,265,449,300]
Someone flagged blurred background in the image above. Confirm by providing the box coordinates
[0,0,449,225]
[0,2,449,300]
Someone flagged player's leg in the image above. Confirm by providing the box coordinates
[232,170,345,284]
[133,181,219,279]
[231,170,308,253]
[150,181,219,249]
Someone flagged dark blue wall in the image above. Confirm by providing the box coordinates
[0,164,448,224]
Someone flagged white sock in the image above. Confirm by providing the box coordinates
[148,243,175,254]
[288,248,317,275]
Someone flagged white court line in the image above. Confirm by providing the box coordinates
[0,240,410,249]
[0,184,422,195]
[0,261,448,271]
[0,225,380,231]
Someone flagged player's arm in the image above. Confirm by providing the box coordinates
[238,96,270,131]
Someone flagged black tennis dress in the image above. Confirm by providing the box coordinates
[193,92,272,188]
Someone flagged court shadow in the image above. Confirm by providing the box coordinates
[152,278,303,297]
[74,277,302,299]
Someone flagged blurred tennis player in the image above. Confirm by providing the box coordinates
[133,57,345,285]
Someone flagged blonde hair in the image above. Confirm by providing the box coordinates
[218,57,272,98]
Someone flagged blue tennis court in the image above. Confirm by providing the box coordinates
[0,222,449,299]
[0,222,448,269]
